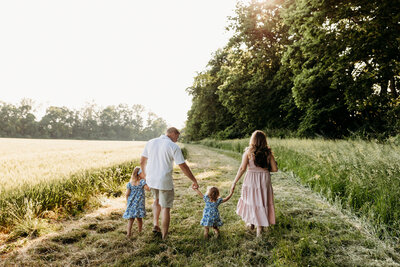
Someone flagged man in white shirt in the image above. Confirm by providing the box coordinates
[140,127,198,239]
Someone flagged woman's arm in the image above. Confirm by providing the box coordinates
[269,154,278,172]
[222,188,234,203]
[231,151,249,192]
[144,184,151,191]
[193,188,204,198]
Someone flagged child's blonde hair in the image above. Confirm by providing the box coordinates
[206,186,220,202]
[130,167,141,183]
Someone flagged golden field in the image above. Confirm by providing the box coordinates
[0,138,145,232]
[0,138,146,193]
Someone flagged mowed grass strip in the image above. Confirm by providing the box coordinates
[198,138,400,241]
[3,145,399,266]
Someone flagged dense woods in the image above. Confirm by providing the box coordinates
[185,0,400,140]
[0,99,167,140]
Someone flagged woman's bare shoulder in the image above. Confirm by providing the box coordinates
[242,148,251,161]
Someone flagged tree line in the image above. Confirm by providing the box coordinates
[0,99,167,140]
[185,0,400,141]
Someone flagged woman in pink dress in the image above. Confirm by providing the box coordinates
[231,130,278,237]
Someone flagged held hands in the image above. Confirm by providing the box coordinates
[192,181,199,190]
[138,170,146,180]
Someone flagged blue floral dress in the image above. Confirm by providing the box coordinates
[123,179,146,219]
[200,196,223,227]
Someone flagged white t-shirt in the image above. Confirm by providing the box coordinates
[141,135,185,190]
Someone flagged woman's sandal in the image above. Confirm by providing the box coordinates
[246,223,255,230]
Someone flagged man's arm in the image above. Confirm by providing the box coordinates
[140,156,147,178]
[178,162,198,189]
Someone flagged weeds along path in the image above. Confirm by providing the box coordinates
[3,145,400,266]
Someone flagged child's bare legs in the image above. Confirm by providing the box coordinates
[212,227,220,238]
[127,218,135,237]
[204,227,219,239]
[204,227,209,239]
[137,218,143,232]
[256,226,263,237]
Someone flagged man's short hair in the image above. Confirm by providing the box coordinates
[166,127,180,135]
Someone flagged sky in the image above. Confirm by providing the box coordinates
[0,0,241,128]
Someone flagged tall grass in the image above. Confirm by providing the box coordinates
[0,139,189,237]
[197,138,400,240]
[0,138,147,236]
[0,161,138,235]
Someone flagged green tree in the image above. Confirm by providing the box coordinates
[0,99,167,140]
[99,106,119,139]
[39,106,76,138]
[138,112,167,140]
[78,102,100,139]
[0,102,18,137]
[186,49,236,140]
[283,0,400,137]
[0,99,38,138]
[218,0,297,133]
[16,99,37,138]
[186,0,300,140]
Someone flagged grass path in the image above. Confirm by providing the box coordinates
[2,145,400,266]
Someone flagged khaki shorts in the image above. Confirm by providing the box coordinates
[151,188,174,208]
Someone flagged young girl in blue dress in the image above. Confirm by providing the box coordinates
[193,186,233,239]
[123,166,150,237]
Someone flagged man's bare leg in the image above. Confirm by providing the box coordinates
[153,199,161,231]
[161,207,171,239]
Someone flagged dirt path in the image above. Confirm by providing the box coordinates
[2,145,399,266]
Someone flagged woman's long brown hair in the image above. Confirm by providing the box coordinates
[248,130,273,171]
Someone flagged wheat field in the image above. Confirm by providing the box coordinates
[0,138,145,233]
[0,138,146,193]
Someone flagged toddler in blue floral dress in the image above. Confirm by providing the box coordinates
[193,186,233,239]
[123,166,150,237]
